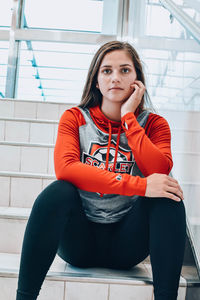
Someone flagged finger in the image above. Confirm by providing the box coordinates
[131,83,139,88]
[166,186,184,200]
[132,82,144,93]
[166,178,183,194]
[164,192,181,202]
[166,176,178,184]
[133,81,146,96]
[130,84,140,93]
[134,80,145,88]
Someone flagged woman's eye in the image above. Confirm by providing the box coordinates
[103,69,111,74]
[122,68,129,73]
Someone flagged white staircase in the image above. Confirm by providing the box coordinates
[0,98,199,300]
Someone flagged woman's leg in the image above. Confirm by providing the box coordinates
[149,197,186,300]
[107,196,186,300]
[16,180,97,300]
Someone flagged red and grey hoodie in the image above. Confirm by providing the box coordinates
[54,105,173,223]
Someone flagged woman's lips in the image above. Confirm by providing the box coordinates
[109,87,123,90]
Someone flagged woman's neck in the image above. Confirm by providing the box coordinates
[101,101,122,122]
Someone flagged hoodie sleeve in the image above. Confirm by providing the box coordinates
[54,109,147,196]
[121,112,173,176]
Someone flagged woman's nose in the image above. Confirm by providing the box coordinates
[111,71,120,82]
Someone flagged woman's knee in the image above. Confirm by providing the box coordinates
[150,197,186,230]
[151,197,186,215]
[33,180,80,211]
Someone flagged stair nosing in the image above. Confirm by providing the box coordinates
[1,266,198,287]
[0,267,155,285]
[0,141,54,148]
[0,117,59,124]
[0,98,75,106]
[0,171,55,179]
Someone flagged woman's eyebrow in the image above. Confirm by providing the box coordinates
[120,64,133,67]
[100,63,133,69]
[100,65,112,69]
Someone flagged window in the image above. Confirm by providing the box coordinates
[0,41,9,97]
[17,41,98,102]
[0,0,13,28]
[24,0,104,32]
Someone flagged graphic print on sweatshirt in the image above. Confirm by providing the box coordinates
[82,140,135,174]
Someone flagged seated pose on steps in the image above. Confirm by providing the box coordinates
[16,41,186,300]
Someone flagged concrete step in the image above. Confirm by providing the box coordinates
[0,117,58,144]
[0,206,30,253]
[0,252,192,300]
[0,142,55,175]
[0,171,55,207]
[0,98,72,121]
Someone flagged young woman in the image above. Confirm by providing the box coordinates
[16,41,186,300]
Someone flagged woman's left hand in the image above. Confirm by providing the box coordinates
[121,80,145,118]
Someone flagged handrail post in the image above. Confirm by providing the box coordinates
[5,0,25,98]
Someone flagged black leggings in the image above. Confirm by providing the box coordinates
[16,180,186,300]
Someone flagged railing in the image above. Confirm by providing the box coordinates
[160,0,200,44]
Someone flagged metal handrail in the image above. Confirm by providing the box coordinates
[160,0,200,45]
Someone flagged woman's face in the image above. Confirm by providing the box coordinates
[96,50,137,105]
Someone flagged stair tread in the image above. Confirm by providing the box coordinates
[1,252,199,286]
[0,98,72,105]
[0,170,55,179]
[0,117,59,124]
[0,252,185,286]
[0,141,54,148]
[0,206,31,219]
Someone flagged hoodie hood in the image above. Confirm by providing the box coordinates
[89,105,140,134]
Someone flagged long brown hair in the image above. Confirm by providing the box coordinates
[79,40,153,113]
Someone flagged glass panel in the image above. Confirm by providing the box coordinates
[17,41,99,102]
[141,41,200,111]
[145,3,187,38]
[141,0,200,111]
[0,41,9,98]
[24,0,104,32]
[0,0,13,28]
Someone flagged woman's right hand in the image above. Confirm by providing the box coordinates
[145,173,184,202]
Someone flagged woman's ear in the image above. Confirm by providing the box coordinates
[96,82,99,89]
